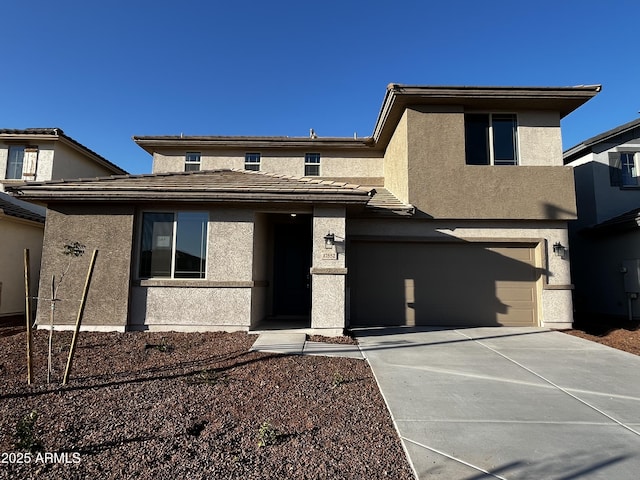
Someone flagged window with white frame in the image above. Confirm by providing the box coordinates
[609,151,640,188]
[465,114,518,166]
[244,152,261,171]
[6,145,26,179]
[139,211,208,279]
[185,152,201,172]
[304,153,320,176]
[621,152,639,187]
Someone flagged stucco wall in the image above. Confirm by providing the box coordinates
[403,107,577,219]
[50,141,118,180]
[348,218,574,328]
[130,207,256,330]
[517,111,563,166]
[0,218,43,316]
[311,206,346,334]
[383,110,410,204]
[571,139,640,226]
[151,149,384,181]
[35,204,134,329]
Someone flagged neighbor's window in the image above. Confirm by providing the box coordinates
[245,152,261,171]
[139,211,208,279]
[609,152,640,188]
[304,153,320,176]
[185,152,201,172]
[621,152,639,187]
[6,145,25,179]
[465,114,518,166]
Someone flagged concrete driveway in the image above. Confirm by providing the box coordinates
[354,327,640,480]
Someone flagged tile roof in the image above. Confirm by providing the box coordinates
[0,193,45,224]
[365,188,415,216]
[7,169,373,205]
[0,128,128,175]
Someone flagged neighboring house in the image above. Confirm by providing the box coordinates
[563,118,640,320]
[0,193,44,318]
[9,85,600,335]
[0,128,127,319]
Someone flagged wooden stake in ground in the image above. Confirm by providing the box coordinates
[63,250,98,385]
[24,249,33,385]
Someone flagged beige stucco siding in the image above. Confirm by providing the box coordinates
[0,219,43,316]
[130,286,252,330]
[517,111,563,166]
[50,142,117,180]
[35,204,134,328]
[402,107,576,219]
[130,207,256,330]
[383,110,410,204]
[151,150,383,180]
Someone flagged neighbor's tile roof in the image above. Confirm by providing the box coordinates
[0,194,45,224]
[7,169,374,205]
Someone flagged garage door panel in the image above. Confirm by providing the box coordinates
[350,242,538,327]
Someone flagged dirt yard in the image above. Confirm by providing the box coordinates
[0,329,413,480]
[563,317,640,356]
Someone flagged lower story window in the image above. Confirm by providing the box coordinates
[139,211,208,278]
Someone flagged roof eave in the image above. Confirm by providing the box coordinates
[372,84,602,149]
[133,136,375,155]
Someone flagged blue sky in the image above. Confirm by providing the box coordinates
[3,0,639,174]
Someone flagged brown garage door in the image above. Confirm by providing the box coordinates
[349,241,538,327]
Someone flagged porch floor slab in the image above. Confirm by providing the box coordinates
[249,333,364,359]
[249,332,307,355]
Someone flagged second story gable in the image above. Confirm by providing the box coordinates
[134,84,600,221]
[0,128,127,191]
[564,118,640,229]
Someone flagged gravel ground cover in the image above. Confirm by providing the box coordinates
[0,328,414,480]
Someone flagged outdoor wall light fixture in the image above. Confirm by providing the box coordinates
[553,242,566,258]
[324,232,336,249]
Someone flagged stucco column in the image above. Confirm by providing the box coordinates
[542,225,574,329]
[310,206,346,336]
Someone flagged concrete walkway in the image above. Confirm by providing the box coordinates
[249,332,363,359]
[354,327,640,480]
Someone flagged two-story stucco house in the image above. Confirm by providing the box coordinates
[563,118,640,321]
[8,85,600,334]
[0,128,127,319]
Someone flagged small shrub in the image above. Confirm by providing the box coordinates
[331,372,346,389]
[14,410,43,452]
[257,421,280,447]
[144,337,172,353]
[185,369,228,385]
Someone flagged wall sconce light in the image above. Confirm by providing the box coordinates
[324,232,335,249]
[553,242,566,258]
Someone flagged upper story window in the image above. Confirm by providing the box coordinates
[6,145,25,179]
[185,152,201,172]
[139,211,208,279]
[610,151,640,188]
[465,114,518,166]
[245,153,261,171]
[304,153,321,176]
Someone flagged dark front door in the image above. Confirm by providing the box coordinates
[273,218,312,316]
